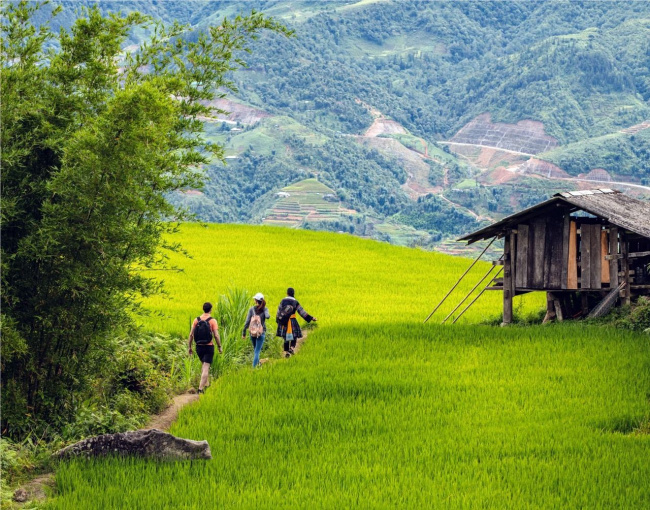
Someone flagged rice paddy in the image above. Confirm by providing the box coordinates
[49,224,650,509]
[262,178,358,227]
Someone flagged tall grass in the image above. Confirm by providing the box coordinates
[211,288,254,378]
[48,225,650,509]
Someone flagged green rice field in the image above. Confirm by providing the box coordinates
[49,224,650,509]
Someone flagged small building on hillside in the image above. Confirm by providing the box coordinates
[458,189,650,324]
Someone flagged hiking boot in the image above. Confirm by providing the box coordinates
[289,348,295,355]
[198,389,204,395]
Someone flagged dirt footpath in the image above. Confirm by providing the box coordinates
[145,392,200,431]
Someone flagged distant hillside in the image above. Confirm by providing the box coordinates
[541,128,650,183]
[225,1,650,140]
[47,0,650,251]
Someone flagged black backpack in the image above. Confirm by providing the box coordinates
[194,317,213,345]
[276,300,296,326]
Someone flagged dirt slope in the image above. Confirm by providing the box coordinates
[449,113,559,154]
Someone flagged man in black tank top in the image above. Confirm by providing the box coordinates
[188,302,222,393]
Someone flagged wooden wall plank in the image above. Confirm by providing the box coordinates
[503,232,513,325]
[527,226,535,287]
[543,219,553,288]
[609,226,619,289]
[601,230,610,284]
[567,220,578,289]
[581,222,592,289]
[590,224,601,290]
[547,218,564,289]
[510,232,517,298]
[561,215,570,289]
[515,224,529,288]
[622,231,631,305]
[531,218,547,288]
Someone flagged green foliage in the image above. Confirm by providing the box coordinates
[15,0,650,243]
[163,1,650,235]
[427,159,446,187]
[62,401,145,440]
[224,0,650,143]
[0,1,289,439]
[202,148,307,222]
[614,298,650,333]
[0,435,61,498]
[542,130,650,181]
[174,132,411,224]
[396,194,480,235]
[36,1,650,240]
[299,137,408,216]
[57,331,180,439]
[441,180,567,218]
[0,439,30,488]
[211,288,256,378]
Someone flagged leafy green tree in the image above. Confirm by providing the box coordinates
[0,1,289,438]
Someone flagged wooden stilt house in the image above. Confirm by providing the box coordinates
[458,190,650,324]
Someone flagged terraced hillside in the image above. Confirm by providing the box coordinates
[448,113,559,155]
[354,135,438,198]
[263,178,358,228]
[442,115,650,214]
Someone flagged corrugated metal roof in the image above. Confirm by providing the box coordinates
[459,190,650,243]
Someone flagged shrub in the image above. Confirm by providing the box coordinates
[0,435,61,495]
[111,346,169,415]
[614,297,650,332]
[62,401,143,439]
[58,331,185,440]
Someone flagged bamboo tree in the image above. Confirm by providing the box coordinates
[0,1,291,438]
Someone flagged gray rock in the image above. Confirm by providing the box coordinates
[54,429,211,461]
[13,488,28,502]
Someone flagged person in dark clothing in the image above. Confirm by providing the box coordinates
[242,292,270,368]
[275,287,317,356]
[188,302,222,394]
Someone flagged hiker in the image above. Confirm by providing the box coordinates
[188,302,222,394]
[242,292,270,368]
[276,287,317,356]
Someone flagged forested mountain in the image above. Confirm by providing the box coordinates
[229,0,650,143]
[45,0,650,250]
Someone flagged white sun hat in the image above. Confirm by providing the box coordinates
[253,292,264,301]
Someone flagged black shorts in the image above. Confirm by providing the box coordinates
[195,344,214,364]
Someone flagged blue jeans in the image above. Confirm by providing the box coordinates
[250,333,265,367]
